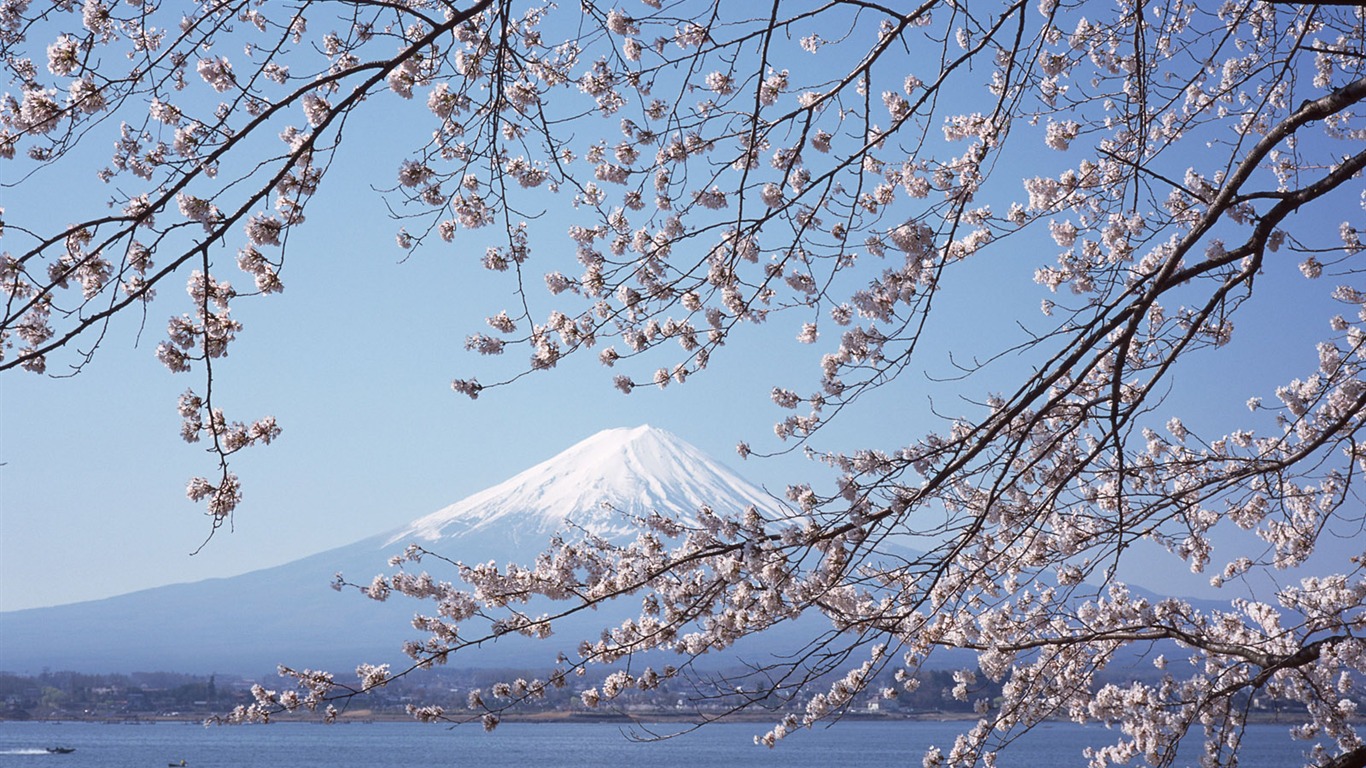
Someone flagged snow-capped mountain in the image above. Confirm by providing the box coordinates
[390,424,788,558]
[0,426,789,675]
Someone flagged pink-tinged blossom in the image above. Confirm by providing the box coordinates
[17,88,61,133]
[196,56,235,92]
[244,214,283,247]
[426,83,464,119]
[883,91,910,121]
[1343,224,1362,255]
[301,93,330,126]
[465,333,505,355]
[1049,219,1078,247]
[594,163,629,184]
[759,70,787,105]
[771,387,801,408]
[387,61,418,98]
[1044,119,1080,150]
[397,160,432,188]
[176,193,221,229]
[486,311,516,333]
[605,10,637,36]
[185,473,240,521]
[674,22,707,49]
[943,112,989,143]
[889,222,933,255]
[263,62,289,84]
[693,187,727,209]
[46,35,79,76]
[148,98,181,125]
[450,379,482,399]
[81,0,111,36]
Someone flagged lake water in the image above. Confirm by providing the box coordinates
[0,719,1327,767]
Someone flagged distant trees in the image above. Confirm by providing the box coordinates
[0,671,238,718]
[5,0,1366,765]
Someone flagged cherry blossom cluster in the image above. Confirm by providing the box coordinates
[5,0,1366,764]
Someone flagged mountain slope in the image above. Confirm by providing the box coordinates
[390,424,788,560]
[0,426,789,675]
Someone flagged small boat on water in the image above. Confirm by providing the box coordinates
[45,747,76,754]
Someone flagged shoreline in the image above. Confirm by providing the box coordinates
[6,709,1320,727]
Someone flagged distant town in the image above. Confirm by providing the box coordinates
[1,668,1010,724]
[0,666,1313,725]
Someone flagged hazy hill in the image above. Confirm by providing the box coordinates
[0,426,791,676]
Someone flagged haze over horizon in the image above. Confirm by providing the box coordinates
[0,425,815,675]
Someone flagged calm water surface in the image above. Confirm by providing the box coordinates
[0,720,1324,767]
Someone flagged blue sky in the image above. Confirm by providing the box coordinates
[0,118,836,610]
[0,225,822,611]
[2,2,1360,617]
[2,152,1343,613]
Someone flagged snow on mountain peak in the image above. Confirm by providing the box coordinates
[386,426,785,552]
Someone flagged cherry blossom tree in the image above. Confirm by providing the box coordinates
[5,0,1366,765]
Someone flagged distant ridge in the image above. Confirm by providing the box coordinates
[0,426,787,675]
